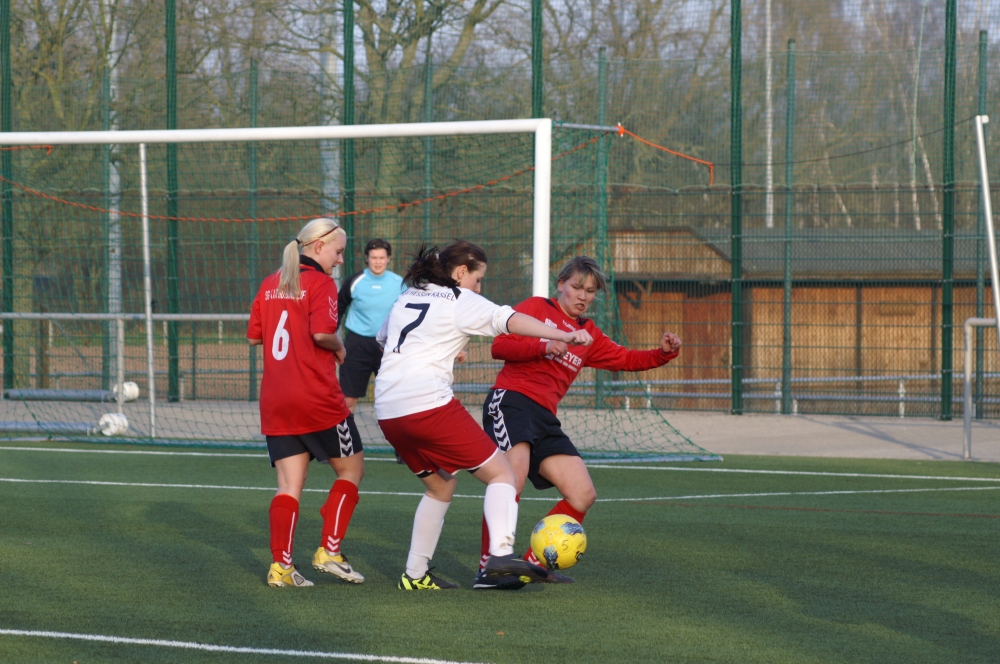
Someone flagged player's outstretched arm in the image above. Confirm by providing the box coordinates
[507,312,593,346]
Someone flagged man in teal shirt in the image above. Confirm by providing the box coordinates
[337,238,404,412]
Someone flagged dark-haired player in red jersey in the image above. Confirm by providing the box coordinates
[248,217,366,588]
[476,255,681,590]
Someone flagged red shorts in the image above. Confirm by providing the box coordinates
[378,399,500,477]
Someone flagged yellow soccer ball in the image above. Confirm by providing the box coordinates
[530,515,587,570]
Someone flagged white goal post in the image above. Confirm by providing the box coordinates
[0,119,554,441]
[964,115,1000,459]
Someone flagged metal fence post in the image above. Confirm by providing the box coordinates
[1,0,14,390]
[248,61,259,402]
[730,0,744,415]
[166,0,181,403]
[342,0,356,274]
[531,0,543,119]
[423,37,433,244]
[975,30,988,419]
[594,48,609,408]
[939,0,956,420]
[781,39,796,415]
[102,67,112,390]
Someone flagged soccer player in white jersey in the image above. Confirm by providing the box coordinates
[375,240,594,590]
[248,218,366,588]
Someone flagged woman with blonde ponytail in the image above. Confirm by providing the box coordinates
[248,218,367,588]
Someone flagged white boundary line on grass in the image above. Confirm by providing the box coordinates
[596,486,1000,502]
[586,464,1000,483]
[0,629,488,664]
[1,445,998,483]
[2,476,999,502]
[0,446,398,461]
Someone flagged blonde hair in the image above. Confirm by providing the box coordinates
[277,218,345,298]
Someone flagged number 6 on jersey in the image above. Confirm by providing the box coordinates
[272,310,290,360]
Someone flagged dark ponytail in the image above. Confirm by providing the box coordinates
[405,240,489,290]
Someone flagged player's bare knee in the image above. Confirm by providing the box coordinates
[567,485,596,512]
[338,467,364,485]
[513,475,527,495]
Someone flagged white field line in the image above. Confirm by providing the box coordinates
[0,629,488,664]
[2,444,998,483]
[0,445,396,461]
[1,476,999,503]
[595,486,1000,502]
[586,464,1000,483]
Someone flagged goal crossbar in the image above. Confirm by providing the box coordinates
[0,118,554,298]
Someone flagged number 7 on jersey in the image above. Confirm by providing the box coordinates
[392,303,429,353]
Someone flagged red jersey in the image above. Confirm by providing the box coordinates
[247,261,350,435]
[490,297,678,414]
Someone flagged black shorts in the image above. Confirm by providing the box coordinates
[339,330,385,398]
[482,388,580,491]
[266,414,363,467]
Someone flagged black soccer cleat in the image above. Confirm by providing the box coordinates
[545,570,575,584]
[398,569,459,590]
[482,553,573,585]
[472,569,527,591]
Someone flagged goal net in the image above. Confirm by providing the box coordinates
[0,120,718,462]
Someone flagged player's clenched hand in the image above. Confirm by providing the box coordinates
[455,350,468,364]
[563,329,593,346]
[661,331,681,354]
[545,339,569,358]
[334,347,346,365]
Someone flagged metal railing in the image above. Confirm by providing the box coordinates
[0,312,250,437]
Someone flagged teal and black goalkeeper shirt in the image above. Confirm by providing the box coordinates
[338,268,405,338]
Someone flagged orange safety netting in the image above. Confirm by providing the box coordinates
[0,127,714,222]
[615,124,715,186]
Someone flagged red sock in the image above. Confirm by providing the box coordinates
[547,498,587,524]
[524,499,587,564]
[480,494,520,571]
[269,493,300,566]
[320,479,359,555]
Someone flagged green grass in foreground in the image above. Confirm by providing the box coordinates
[0,442,998,663]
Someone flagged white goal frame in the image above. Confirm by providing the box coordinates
[0,119,554,439]
[0,119,554,297]
[964,115,1000,459]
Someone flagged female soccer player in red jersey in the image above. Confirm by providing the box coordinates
[248,218,367,588]
[375,241,593,590]
[476,255,681,589]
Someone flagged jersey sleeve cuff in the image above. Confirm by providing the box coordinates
[660,348,679,363]
[496,306,517,335]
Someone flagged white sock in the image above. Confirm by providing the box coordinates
[484,482,518,557]
[405,494,451,579]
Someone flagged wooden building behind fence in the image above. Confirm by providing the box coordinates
[608,226,998,416]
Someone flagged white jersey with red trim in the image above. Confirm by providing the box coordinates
[374,284,515,420]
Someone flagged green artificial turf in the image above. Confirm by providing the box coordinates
[1,442,998,663]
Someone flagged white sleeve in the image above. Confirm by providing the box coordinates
[453,291,516,337]
[375,317,389,348]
